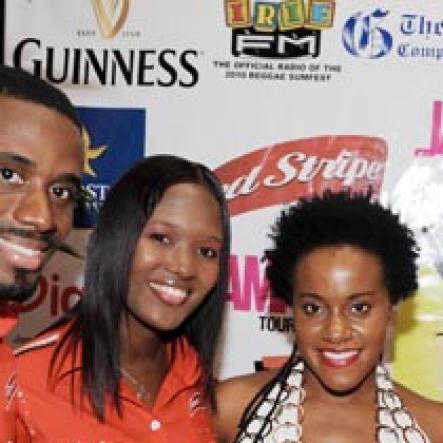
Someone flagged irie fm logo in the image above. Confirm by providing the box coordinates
[91,0,130,39]
[225,0,335,58]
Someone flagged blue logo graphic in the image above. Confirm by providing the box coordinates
[74,107,146,228]
[342,9,393,59]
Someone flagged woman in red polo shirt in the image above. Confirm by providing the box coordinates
[16,154,230,442]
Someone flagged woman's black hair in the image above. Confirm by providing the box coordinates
[50,154,231,420]
[264,190,419,306]
[236,190,419,440]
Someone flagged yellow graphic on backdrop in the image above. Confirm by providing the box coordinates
[82,128,107,178]
[393,265,443,401]
[91,0,130,39]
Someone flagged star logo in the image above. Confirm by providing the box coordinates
[82,127,107,177]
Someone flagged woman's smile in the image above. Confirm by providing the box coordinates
[293,244,394,394]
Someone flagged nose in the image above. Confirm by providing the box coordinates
[166,244,197,280]
[323,311,352,343]
[13,187,56,233]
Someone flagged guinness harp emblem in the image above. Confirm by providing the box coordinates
[91,0,130,39]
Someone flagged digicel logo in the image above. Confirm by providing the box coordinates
[17,274,82,317]
[215,136,387,216]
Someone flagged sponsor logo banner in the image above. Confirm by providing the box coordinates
[91,0,130,39]
[215,135,387,217]
[225,0,335,58]
[343,8,443,62]
[214,0,339,83]
[343,9,393,59]
[7,0,200,88]
[415,101,443,157]
[75,106,145,228]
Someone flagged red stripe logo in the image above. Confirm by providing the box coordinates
[215,136,387,216]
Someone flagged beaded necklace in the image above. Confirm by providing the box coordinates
[235,361,430,443]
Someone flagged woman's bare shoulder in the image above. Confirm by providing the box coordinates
[213,369,279,443]
[396,382,443,442]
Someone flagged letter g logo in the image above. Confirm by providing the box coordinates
[342,9,393,59]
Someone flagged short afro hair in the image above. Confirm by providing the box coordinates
[264,190,419,306]
[0,64,81,130]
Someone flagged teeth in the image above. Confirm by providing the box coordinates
[149,282,188,299]
[323,350,358,361]
[0,238,41,257]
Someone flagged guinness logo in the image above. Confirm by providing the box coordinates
[91,0,130,39]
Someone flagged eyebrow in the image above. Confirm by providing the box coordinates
[0,151,36,167]
[147,220,223,244]
[56,174,82,191]
[204,237,223,247]
[297,291,376,300]
[0,151,82,189]
[201,233,223,244]
[348,291,376,300]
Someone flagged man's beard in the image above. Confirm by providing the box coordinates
[0,268,40,303]
[0,225,61,303]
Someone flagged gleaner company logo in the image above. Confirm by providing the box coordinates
[225,0,335,58]
[91,0,130,39]
[343,9,443,62]
[343,9,393,59]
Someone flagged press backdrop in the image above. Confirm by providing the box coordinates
[2,0,443,401]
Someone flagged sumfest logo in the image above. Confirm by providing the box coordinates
[216,136,387,317]
[225,0,335,58]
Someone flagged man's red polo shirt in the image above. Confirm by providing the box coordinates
[0,307,18,443]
